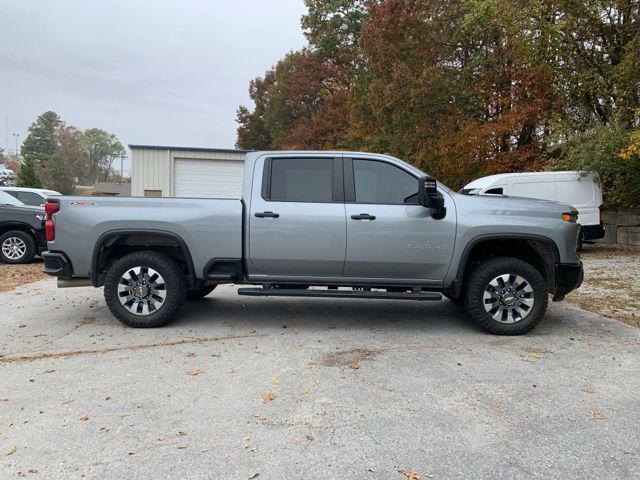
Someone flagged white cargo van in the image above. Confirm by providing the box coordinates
[462,171,604,247]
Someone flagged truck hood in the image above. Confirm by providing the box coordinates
[453,192,572,220]
[473,194,570,211]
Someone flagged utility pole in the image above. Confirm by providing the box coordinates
[12,133,19,156]
[120,153,127,182]
[3,116,7,152]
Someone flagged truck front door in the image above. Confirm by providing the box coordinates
[342,158,456,284]
[248,156,347,278]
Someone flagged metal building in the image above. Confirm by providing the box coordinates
[130,145,248,198]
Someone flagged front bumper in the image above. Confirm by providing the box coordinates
[42,251,73,279]
[552,262,584,301]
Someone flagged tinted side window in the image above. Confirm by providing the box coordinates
[269,158,333,202]
[353,160,418,204]
[17,192,43,206]
[485,187,503,195]
[5,191,21,201]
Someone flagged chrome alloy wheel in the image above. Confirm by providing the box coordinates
[2,236,27,260]
[482,273,534,323]
[117,266,167,316]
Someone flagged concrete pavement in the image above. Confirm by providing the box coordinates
[1,280,639,479]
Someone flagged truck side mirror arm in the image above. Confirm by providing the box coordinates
[418,176,446,220]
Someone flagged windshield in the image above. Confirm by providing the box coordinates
[0,190,24,206]
[459,188,482,195]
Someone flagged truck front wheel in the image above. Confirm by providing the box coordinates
[104,251,187,328]
[462,257,548,335]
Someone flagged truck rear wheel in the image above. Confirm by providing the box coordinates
[104,251,187,328]
[462,257,548,335]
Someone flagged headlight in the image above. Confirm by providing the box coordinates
[562,207,578,223]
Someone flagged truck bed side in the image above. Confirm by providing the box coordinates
[48,196,242,281]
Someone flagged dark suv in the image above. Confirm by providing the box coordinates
[0,190,47,264]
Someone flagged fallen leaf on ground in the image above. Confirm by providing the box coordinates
[44,369,56,374]
[271,378,278,385]
[580,387,595,394]
[306,434,314,441]
[186,368,204,376]
[79,414,89,421]
[243,435,250,448]
[399,468,421,479]
[177,444,188,449]
[248,473,259,479]
[300,388,310,395]
[589,410,604,420]
[7,446,16,455]
[261,391,277,403]
[493,400,502,410]
[186,352,195,357]
[0,397,8,401]
[348,362,360,369]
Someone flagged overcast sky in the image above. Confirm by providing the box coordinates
[0,0,307,171]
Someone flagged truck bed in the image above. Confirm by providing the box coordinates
[48,196,243,279]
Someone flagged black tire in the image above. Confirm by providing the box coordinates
[186,284,216,300]
[0,230,36,264]
[462,257,548,335]
[104,251,187,328]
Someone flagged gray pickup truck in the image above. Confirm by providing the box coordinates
[42,151,583,335]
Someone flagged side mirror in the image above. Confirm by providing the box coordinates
[418,176,446,219]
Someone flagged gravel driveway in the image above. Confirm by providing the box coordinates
[1,280,639,479]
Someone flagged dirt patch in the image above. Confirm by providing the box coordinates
[76,314,97,326]
[566,245,640,328]
[0,261,49,293]
[0,333,266,364]
[322,348,382,368]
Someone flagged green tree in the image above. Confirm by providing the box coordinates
[83,128,125,183]
[16,157,43,189]
[46,150,75,194]
[21,111,61,178]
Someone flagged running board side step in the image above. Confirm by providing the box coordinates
[237,288,442,301]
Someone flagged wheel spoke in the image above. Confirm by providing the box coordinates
[118,266,166,316]
[483,272,535,324]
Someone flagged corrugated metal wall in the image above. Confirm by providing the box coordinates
[131,147,245,197]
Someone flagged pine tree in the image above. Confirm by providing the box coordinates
[21,111,61,177]
[16,157,42,189]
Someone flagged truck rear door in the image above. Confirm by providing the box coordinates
[248,156,346,278]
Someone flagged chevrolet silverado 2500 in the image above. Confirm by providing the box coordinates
[41,151,583,335]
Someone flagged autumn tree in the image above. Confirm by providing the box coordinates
[236,0,640,204]
[57,124,89,184]
[84,128,126,183]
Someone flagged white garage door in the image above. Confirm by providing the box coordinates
[174,158,244,198]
